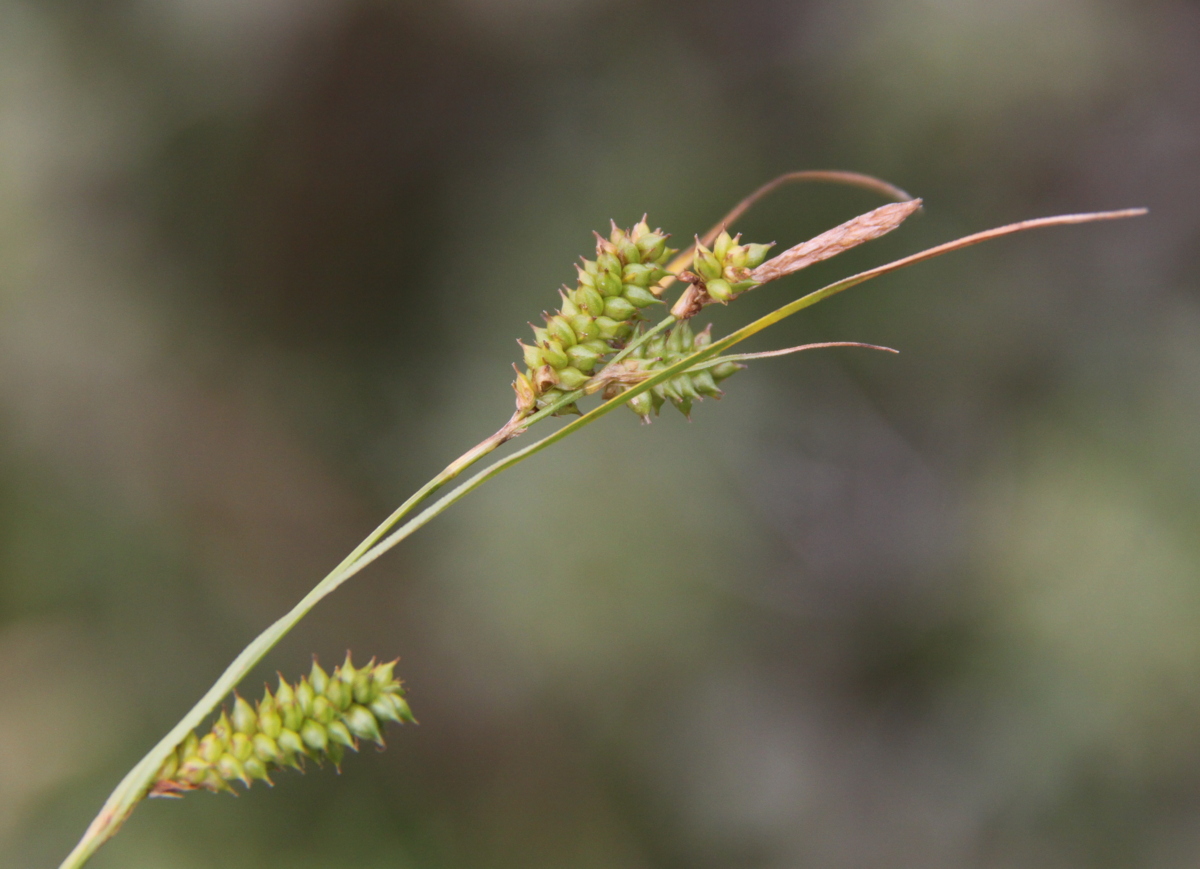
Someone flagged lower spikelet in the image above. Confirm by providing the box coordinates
[601,321,744,422]
[151,654,414,797]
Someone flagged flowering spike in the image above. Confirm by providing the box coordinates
[603,322,747,423]
[151,655,411,797]
[513,218,674,416]
[670,230,774,320]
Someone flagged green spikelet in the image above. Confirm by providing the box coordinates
[692,229,773,301]
[513,217,676,416]
[605,321,745,423]
[151,654,414,797]
[671,230,774,319]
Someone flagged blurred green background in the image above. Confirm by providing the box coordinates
[2,0,1198,866]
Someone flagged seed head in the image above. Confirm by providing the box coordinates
[605,322,744,423]
[670,232,774,320]
[513,219,675,415]
[151,655,411,797]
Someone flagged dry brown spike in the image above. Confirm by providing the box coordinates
[751,199,924,284]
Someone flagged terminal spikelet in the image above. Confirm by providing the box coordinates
[603,321,744,423]
[151,654,414,797]
[513,218,676,416]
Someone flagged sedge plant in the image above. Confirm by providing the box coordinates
[56,171,1145,869]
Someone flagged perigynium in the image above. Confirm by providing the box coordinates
[55,171,1144,869]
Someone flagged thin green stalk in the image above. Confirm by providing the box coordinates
[57,204,1143,869]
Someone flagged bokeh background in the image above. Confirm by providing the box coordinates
[2,0,1198,866]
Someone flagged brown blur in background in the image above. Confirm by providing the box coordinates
[3,1,1199,867]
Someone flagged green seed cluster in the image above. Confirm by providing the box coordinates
[514,219,676,415]
[607,321,744,422]
[152,655,413,797]
[673,231,774,319]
